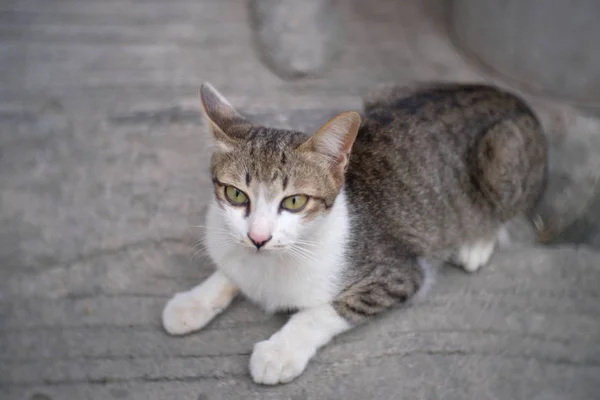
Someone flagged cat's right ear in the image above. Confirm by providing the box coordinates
[298,111,361,172]
[199,83,246,152]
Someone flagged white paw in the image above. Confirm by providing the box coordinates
[250,337,313,385]
[458,240,495,273]
[162,292,214,335]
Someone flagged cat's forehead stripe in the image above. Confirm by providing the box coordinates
[211,123,340,209]
[282,175,289,191]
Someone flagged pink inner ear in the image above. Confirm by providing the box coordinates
[199,83,247,140]
[310,111,361,166]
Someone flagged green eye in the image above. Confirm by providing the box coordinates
[281,195,309,212]
[225,185,248,205]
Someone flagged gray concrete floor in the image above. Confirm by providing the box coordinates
[1,1,600,399]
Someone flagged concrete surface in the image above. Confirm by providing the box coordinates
[451,0,600,109]
[1,1,599,399]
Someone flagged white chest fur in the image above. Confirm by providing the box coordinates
[205,192,351,312]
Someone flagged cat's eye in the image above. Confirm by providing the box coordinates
[281,194,309,212]
[224,185,248,206]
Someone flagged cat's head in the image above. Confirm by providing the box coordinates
[200,83,360,253]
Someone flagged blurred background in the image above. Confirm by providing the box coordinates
[1,1,599,399]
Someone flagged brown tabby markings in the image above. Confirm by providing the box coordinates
[209,126,337,221]
[205,82,547,325]
[332,83,547,323]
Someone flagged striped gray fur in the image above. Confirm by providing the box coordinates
[207,82,548,324]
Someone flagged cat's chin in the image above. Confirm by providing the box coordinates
[233,243,294,257]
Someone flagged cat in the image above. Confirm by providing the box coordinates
[162,82,548,385]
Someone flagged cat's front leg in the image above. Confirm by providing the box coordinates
[162,270,239,335]
[250,255,425,385]
[250,304,350,385]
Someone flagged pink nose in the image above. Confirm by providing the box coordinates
[247,231,272,249]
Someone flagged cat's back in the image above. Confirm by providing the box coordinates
[346,83,547,255]
[354,83,538,159]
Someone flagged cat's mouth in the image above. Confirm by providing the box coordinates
[251,245,286,252]
[238,242,290,254]
[232,235,299,254]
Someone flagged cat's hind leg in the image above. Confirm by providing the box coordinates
[162,270,239,335]
[456,238,496,273]
[454,227,507,273]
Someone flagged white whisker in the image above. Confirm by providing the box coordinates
[288,245,318,265]
[293,243,318,257]
[293,238,320,246]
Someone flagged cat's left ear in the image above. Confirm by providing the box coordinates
[199,83,248,151]
[299,111,361,171]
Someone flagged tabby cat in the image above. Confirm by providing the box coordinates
[162,82,547,385]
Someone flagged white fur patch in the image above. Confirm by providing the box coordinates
[250,304,350,385]
[206,190,351,312]
[457,239,496,273]
[162,271,238,335]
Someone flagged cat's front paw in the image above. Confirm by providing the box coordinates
[250,337,313,385]
[162,292,213,335]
